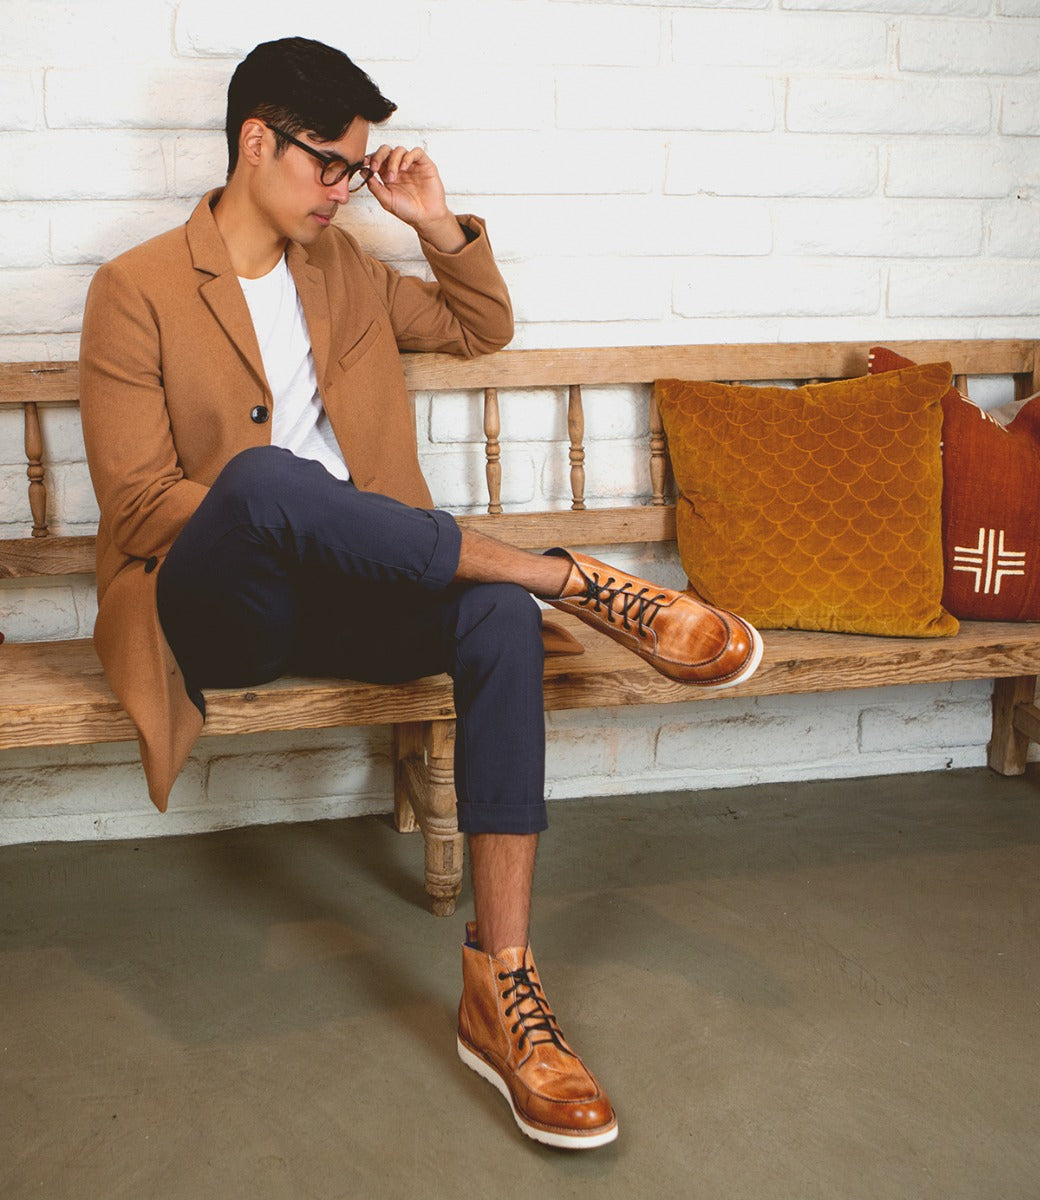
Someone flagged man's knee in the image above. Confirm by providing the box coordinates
[456,583,544,665]
[207,445,348,531]
[210,445,298,503]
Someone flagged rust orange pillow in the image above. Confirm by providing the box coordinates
[655,363,958,637]
[870,346,1040,620]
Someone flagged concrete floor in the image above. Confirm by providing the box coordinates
[1,768,1038,1200]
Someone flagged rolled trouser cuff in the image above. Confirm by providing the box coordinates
[418,506,462,590]
[456,799,549,836]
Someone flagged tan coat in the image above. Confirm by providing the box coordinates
[79,190,514,811]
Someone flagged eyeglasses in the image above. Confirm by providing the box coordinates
[266,124,373,191]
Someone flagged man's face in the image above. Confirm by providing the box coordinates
[254,117,371,245]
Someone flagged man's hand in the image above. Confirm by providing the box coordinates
[364,144,467,253]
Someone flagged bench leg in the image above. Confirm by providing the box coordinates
[392,722,422,834]
[988,676,1039,776]
[392,720,464,917]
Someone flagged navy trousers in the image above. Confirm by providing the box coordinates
[156,447,548,835]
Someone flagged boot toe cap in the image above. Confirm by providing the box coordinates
[524,1090,618,1139]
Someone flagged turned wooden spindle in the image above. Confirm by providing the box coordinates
[954,373,969,397]
[483,387,502,515]
[24,401,50,538]
[649,390,668,507]
[567,384,586,511]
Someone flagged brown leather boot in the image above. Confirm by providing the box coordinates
[457,923,618,1149]
[545,547,763,687]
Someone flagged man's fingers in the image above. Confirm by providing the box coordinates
[365,144,433,184]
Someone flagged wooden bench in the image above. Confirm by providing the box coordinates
[3,340,1039,915]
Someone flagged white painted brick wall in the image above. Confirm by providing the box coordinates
[0,205,49,268]
[1,132,169,200]
[428,1,663,66]
[424,131,660,198]
[50,201,198,265]
[671,11,887,69]
[0,582,83,641]
[774,199,982,257]
[784,1,988,14]
[0,2,178,65]
[786,78,992,135]
[0,69,39,130]
[0,267,96,335]
[482,195,772,260]
[885,141,1040,197]
[1,0,1038,846]
[889,260,1040,314]
[675,259,881,317]
[988,199,1040,254]
[173,0,427,61]
[667,135,881,198]
[1001,81,1040,133]
[557,67,777,131]
[45,67,230,129]
[899,18,1040,74]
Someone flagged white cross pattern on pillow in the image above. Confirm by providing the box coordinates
[952,527,1027,595]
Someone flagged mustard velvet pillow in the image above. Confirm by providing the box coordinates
[654,362,959,637]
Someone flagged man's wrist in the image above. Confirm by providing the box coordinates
[414,212,468,254]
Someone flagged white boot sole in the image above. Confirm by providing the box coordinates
[457,1039,619,1150]
[700,620,765,690]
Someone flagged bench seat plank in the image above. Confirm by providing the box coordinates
[0,638,455,749]
[3,618,1039,751]
[542,617,1040,708]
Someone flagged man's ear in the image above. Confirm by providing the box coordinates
[238,118,267,169]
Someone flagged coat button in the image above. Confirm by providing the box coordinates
[250,405,270,424]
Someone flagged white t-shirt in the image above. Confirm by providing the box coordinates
[238,254,350,481]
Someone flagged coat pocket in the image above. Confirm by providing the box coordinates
[337,321,381,373]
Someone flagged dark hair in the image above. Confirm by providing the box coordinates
[225,37,397,175]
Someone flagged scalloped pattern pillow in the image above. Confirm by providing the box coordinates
[655,363,958,637]
[870,346,1040,620]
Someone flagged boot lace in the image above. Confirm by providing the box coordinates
[498,966,572,1056]
[578,570,666,640]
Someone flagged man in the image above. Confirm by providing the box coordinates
[79,38,762,1150]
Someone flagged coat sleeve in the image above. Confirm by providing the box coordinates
[79,259,209,562]
[362,215,514,357]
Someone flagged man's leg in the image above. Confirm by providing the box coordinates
[289,561,616,1147]
[456,526,569,596]
[157,447,464,689]
[456,524,763,690]
[155,446,740,1150]
[469,833,536,953]
[257,547,617,1149]
[461,831,621,1149]
[160,446,759,694]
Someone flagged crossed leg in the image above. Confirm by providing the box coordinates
[155,445,759,1149]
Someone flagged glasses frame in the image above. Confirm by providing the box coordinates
[266,124,373,191]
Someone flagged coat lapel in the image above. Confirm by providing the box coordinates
[184,191,333,395]
[287,241,332,390]
[186,190,268,393]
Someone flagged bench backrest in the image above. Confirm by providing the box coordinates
[3,339,1038,581]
